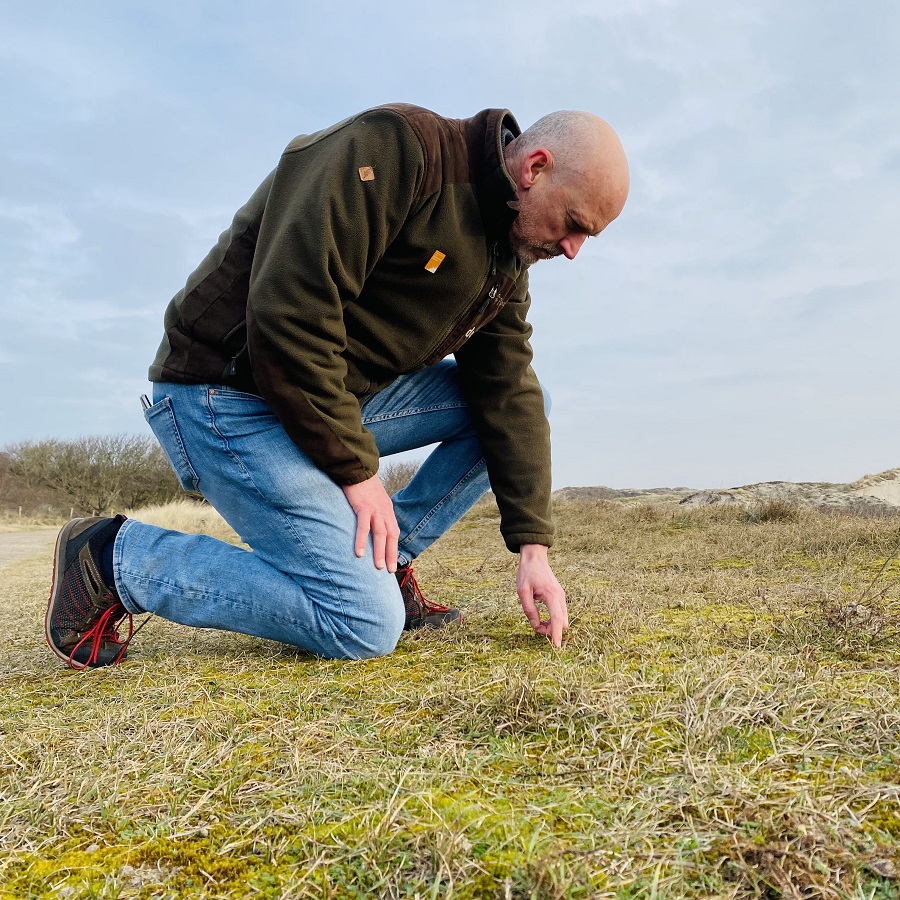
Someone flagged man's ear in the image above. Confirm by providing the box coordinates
[519,148,553,189]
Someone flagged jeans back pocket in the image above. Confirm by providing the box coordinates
[144,396,201,493]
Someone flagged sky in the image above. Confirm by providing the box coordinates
[1,0,898,490]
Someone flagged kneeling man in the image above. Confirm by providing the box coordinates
[45,103,629,668]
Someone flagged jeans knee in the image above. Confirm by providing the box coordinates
[340,591,405,660]
[353,620,404,659]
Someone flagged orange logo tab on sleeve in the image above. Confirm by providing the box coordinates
[425,250,446,273]
[358,166,375,181]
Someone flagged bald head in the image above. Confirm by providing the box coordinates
[504,111,629,264]
[511,111,628,191]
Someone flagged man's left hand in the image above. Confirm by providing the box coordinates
[342,474,400,572]
[516,544,568,647]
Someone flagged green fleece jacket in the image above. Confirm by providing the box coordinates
[149,104,553,551]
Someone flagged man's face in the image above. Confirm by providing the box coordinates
[507,187,571,266]
[507,150,626,266]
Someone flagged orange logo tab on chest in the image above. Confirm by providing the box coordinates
[425,250,446,273]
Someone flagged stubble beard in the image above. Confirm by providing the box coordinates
[508,211,562,267]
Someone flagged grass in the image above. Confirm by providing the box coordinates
[2,500,900,897]
[0,517,66,533]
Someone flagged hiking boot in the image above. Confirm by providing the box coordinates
[45,515,133,669]
[396,564,461,630]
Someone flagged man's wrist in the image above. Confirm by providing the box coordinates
[519,543,549,563]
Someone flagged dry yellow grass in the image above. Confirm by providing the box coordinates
[0,500,234,536]
[124,500,237,542]
[2,499,900,898]
[0,517,67,533]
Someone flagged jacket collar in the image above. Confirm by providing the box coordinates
[467,108,521,240]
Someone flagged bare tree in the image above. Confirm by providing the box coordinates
[7,435,182,515]
[380,460,420,496]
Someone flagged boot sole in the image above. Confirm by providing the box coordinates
[405,609,463,630]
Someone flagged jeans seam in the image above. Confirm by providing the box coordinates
[203,391,352,625]
[399,457,487,545]
[362,401,468,425]
[113,519,142,614]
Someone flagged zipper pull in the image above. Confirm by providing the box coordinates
[477,284,500,315]
[490,242,497,276]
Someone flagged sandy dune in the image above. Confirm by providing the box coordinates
[556,467,900,511]
[853,468,900,505]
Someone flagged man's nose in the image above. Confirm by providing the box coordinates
[559,232,587,260]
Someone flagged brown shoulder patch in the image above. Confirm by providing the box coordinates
[378,104,471,195]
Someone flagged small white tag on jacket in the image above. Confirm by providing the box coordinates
[425,251,446,273]
[358,166,375,181]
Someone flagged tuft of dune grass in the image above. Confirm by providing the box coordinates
[2,499,900,897]
[123,499,238,543]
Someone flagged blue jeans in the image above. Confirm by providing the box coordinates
[113,360,490,660]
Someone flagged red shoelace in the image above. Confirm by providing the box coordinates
[68,602,134,670]
[397,566,452,613]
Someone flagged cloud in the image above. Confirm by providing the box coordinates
[0,21,141,125]
[0,0,898,489]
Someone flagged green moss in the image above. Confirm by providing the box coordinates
[782,551,822,569]
[715,725,775,763]
[862,800,900,839]
[860,558,900,581]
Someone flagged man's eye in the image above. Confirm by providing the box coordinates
[568,218,587,235]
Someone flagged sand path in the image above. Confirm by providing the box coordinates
[0,529,58,570]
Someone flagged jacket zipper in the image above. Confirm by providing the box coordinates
[420,245,509,367]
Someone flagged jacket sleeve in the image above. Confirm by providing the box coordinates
[453,282,554,552]
[247,112,424,485]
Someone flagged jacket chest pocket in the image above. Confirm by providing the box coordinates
[420,275,516,367]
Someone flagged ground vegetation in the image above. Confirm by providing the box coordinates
[2,499,900,897]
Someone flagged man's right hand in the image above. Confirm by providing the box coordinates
[516,544,568,647]
[342,474,400,573]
